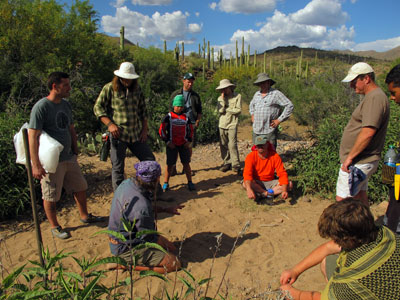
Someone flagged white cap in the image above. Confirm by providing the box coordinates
[342,62,374,82]
[114,62,139,79]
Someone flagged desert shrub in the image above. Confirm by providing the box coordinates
[213,66,259,103]
[0,111,31,220]
[279,67,359,128]
[133,46,180,99]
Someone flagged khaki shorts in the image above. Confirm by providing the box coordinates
[119,247,165,267]
[336,160,379,198]
[256,179,279,190]
[41,155,88,202]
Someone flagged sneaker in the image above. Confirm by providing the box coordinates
[51,226,70,239]
[80,213,105,224]
[187,182,196,191]
[162,182,169,191]
[219,164,231,172]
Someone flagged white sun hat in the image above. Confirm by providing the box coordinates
[216,79,236,90]
[342,62,374,82]
[114,62,140,79]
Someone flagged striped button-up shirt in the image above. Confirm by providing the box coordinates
[249,88,293,134]
[94,82,147,143]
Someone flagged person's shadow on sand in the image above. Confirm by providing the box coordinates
[176,231,259,266]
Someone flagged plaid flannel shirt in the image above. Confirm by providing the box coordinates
[249,88,293,134]
[94,82,147,143]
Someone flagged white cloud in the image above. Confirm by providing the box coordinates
[291,0,348,26]
[209,2,217,10]
[353,37,400,52]
[195,12,200,17]
[131,0,172,5]
[101,7,202,45]
[215,0,276,14]
[113,0,126,8]
[188,23,202,33]
[216,9,355,56]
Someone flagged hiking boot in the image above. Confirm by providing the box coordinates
[170,165,177,177]
[233,167,242,176]
[219,164,231,172]
[51,226,70,239]
[162,182,169,192]
[80,213,105,224]
[187,182,196,191]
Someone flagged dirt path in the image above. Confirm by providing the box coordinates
[0,120,388,299]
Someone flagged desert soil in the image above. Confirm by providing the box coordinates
[0,117,388,299]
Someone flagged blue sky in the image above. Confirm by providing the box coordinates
[82,0,400,55]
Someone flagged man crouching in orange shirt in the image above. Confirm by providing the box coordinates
[242,135,292,202]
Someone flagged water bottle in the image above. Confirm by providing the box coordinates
[384,145,398,167]
[266,189,274,201]
[100,133,110,161]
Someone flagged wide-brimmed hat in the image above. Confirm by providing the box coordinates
[253,73,275,86]
[216,79,236,91]
[114,62,140,79]
[342,62,374,82]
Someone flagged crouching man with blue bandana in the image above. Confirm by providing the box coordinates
[108,161,183,273]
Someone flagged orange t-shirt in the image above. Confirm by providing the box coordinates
[243,150,289,185]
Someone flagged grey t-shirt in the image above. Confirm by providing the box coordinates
[29,97,73,162]
[183,90,195,124]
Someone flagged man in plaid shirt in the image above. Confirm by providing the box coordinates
[249,73,293,149]
[94,62,155,190]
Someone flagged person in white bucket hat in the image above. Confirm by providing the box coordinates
[335,62,389,206]
[94,62,156,190]
[216,79,242,175]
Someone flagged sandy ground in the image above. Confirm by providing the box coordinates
[0,120,389,299]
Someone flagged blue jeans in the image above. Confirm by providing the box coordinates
[110,136,155,190]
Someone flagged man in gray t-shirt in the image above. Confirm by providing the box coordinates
[29,72,102,239]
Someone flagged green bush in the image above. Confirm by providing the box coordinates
[0,111,31,220]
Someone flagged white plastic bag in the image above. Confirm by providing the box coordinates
[14,123,64,173]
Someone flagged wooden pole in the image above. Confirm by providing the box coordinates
[22,129,45,269]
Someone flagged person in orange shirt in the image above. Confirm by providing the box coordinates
[242,135,292,202]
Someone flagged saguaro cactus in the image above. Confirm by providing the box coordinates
[163,40,167,54]
[207,41,210,68]
[241,37,245,66]
[120,26,125,50]
[254,50,257,67]
[181,41,184,61]
[235,40,238,68]
[263,52,266,73]
[211,47,214,70]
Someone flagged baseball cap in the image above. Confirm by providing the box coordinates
[254,135,269,146]
[183,72,195,80]
[342,62,374,82]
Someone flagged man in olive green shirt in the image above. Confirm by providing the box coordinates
[94,62,155,190]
